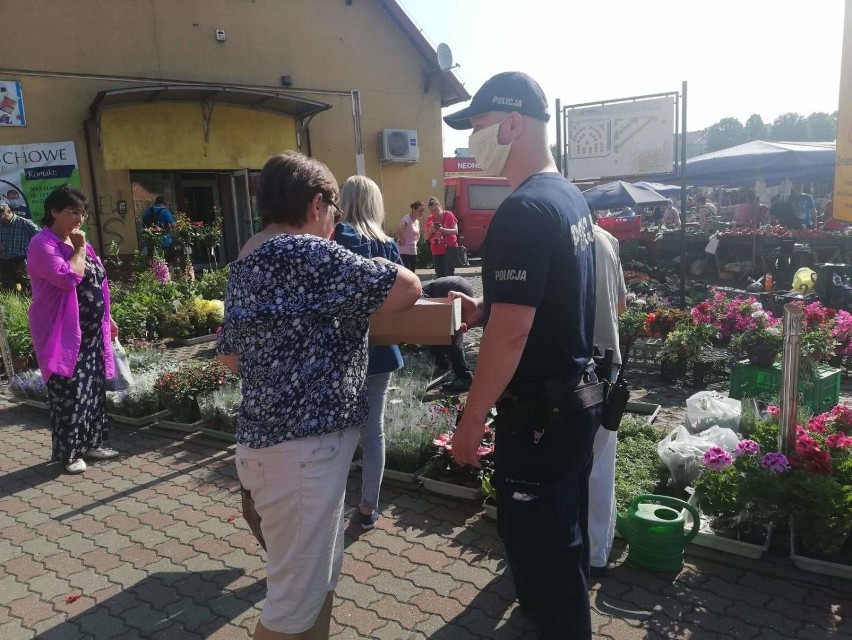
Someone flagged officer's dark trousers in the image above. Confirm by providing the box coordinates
[494,404,601,640]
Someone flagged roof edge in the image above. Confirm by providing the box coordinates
[376,0,470,107]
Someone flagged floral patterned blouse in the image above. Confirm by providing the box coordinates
[217,234,397,448]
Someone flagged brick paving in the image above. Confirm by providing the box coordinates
[1,270,851,638]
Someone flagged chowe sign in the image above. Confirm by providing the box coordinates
[443,157,482,176]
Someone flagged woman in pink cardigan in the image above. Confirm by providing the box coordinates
[27,185,118,474]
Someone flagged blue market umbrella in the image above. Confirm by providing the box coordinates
[582,180,670,209]
[633,181,682,197]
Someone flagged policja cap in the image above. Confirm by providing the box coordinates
[443,71,550,130]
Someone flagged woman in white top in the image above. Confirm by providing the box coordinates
[396,200,424,271]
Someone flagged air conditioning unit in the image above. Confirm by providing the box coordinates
[379,129,419,163]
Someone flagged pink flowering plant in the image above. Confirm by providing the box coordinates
[785,409,852,555]
[691,290,770,343]
[693,440,787,535]
[740,401,852,555]
[427,410,495,488]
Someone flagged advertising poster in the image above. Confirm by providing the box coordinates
[566,96,675,181]
[835,0,852,221]
[0,141,81,224]
[0,81,26,127]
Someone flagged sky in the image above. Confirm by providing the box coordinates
[397,0,847,155]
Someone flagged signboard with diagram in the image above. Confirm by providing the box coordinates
[0,141,81,224]
[565,96,675,181]
[0,81,26,127]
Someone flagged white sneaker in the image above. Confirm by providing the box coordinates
[86,447,119,460]
[65,459,87,474]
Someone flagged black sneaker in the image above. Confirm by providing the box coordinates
[442,377,472,393]
[359,510,378,530]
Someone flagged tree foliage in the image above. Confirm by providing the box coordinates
[705,117,745,153]
[770,112,808,141]
[804,111,837,141]
[702,110,838,152]
[744,114,766,141]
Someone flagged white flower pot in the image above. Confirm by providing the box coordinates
[199,426,236,444]
[420,475,482,501]
[109,410,170,427]
[482,500,497,521]
[789,521,852,579]
[170,334,217,347]
[154,418,205,434]
[383,468,422,485]
[683,494,771,560]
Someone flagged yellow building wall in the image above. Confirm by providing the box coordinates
[1,0,449,245]
[100,104,297,171]
[835,0,852,221]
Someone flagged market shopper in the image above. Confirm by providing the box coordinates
[660,199,680,230]
[0,201,40,290]
[142,195,177,260]
[397,200,424,271]
[789,183,817,229]
[424,197,459,278]
[589,225,627,576]
[27,185,120,474]
[217,152,420,640]
[444,71,602,640]
[334,175,404,531]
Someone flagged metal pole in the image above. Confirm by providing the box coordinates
[778,303,804,455]
[679,81,688,308]
[555,98,563,175]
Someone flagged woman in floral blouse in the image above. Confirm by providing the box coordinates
[217,152,420,640]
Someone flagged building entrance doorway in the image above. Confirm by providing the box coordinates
[130,169,260,266]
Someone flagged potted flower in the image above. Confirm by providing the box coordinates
[10,369,48,409]
[198,383,241,444]
[618,308,647,344]
[787,407,852,572]
[153,360,237,431]
[691,440,786,558]
[421,416,494,500]
[384,424,442,483]
[645,308,687,338]
[737,325,783,367]
[107,369,170,427]
[0,291,34,372]
[660,322,717,381]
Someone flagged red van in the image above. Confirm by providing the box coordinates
[443,176,512,253]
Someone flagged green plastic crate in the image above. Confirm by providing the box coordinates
[729,360,841,415]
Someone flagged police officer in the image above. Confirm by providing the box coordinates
[444,72,601,640]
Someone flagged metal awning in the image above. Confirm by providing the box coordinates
[89,84,332,145]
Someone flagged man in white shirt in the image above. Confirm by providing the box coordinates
[589,224,627,575]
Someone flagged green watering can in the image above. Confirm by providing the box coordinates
[616,494,700,572]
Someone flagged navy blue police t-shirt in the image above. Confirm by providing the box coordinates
[482,172,596,386]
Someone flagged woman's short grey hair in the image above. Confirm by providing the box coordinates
[0,202,9,215]
[339,176,392,243]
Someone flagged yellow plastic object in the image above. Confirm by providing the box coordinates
[792,268,817,292]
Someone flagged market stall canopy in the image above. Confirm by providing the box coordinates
[582,180,671,209]
[633,181,682,196]
[650,140,836,187]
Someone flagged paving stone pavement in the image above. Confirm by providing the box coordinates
[1,269,851,639]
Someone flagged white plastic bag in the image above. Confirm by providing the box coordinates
[657,425,740,487]
[106,338,134,392]
[686,391,741,434]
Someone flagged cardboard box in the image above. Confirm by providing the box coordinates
[369,297,461,345]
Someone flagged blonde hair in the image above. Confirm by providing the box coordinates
[339,175,393,243]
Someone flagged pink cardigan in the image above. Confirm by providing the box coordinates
[27,228,115,383]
